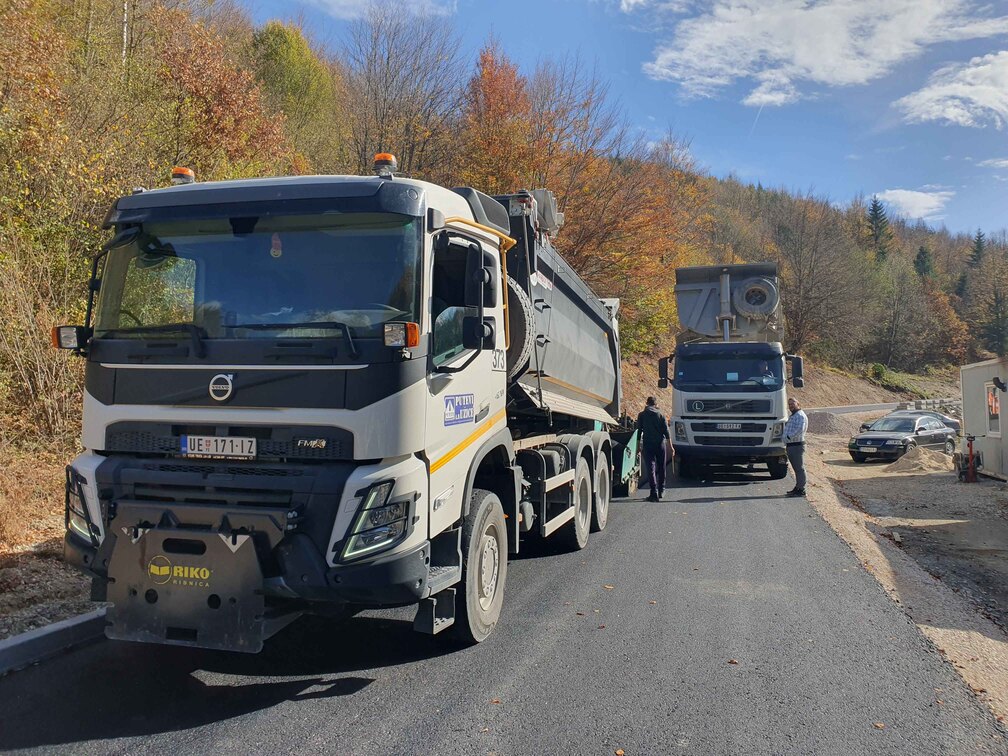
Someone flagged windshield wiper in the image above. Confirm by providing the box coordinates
[100,323,206,358]
[676,379,720,389]
[230,321,360,359]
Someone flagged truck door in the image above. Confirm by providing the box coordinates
[425,236,507,537]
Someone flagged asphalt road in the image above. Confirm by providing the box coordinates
[1,472,1003,755]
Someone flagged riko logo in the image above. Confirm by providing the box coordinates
[147,555,172,585]
[209,373,234,402]
[147,555,212,588]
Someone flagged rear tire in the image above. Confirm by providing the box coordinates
[591,451,610,532]
[767,459,788,480]
[453,489,507,644]
[561,457,592,550]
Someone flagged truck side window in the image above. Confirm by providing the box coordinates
[431,244,475,366]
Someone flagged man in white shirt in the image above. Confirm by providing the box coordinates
[784,397,808,497]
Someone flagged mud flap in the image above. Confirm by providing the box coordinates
[106,501,288,653]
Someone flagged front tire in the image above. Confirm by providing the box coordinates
[944,438,956,456]
[851,453,866,463]
[767,459,788,480]
[453,489,507,644]
[591,451,610,532]
[562,457,592,550]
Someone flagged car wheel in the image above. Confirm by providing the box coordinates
[944,438,956,456]
[902,440,917,456]
[851,453,865,463]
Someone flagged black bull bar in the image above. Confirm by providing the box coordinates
[106,501,290,653]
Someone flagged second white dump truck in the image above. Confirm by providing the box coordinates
[54,156,638,652]
[658,263,804,480]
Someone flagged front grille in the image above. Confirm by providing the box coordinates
[683,399,772,414]
[690,422,767,433]
[141,463,305,477]
[131,482,294,508]
[694,435,764,447]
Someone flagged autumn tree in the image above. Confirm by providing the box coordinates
[457,41,534,195]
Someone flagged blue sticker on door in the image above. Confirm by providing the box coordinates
[444,394,475,426]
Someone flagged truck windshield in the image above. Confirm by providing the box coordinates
[674,355,784,392]
[94,213,421,340]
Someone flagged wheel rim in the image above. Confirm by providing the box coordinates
[478,524,500,611]
[596,464,610,523]
[945,440,955,454]
[577,472,591,531]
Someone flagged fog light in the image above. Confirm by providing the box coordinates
[674,421,687,441]
[772,422,784,439]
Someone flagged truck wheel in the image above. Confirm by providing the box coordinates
[677,459,695,480]
[591,451,610,532]
[767,459,788,480]
[454,488,508,644]
[505,277,535,381]
[562,457,592,550]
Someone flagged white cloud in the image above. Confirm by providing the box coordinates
[877,188,955,220]
[307,0,455,20]
[641,1,1008,106]
[979,157,1008,168]
[896,51,1008,128]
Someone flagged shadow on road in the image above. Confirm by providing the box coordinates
[0,615,454,749]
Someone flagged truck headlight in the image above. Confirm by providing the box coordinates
[674,421,687,441]
[65,467,98,545]
[341,481,410,561]
[772,422,784,439]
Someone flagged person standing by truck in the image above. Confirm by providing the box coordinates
[784,397,808,497]
[638,396,672,502]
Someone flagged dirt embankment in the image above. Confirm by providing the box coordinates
[804,414,1008,723]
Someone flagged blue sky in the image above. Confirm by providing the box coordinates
[246,0,1008,235]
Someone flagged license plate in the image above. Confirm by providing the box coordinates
[182,435,257,459]
[859,446,876,453]
[716,423,743,431]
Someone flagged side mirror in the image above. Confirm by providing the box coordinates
[658,356,670,390]
[787,354,804,388]
[51,325,89,352]
[465,243,498,309]
[462,317,495,350]
[860,423,870,432]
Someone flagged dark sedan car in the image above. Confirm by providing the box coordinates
[858,409,961,435]
[848,413,958,463]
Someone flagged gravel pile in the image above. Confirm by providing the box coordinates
[806,411,861,437]
[885,446,954,474]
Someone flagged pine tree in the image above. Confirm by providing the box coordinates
[969,229,986,268]
[981,287,1008,356]
[914,245,934,277]
[867,196,893,262]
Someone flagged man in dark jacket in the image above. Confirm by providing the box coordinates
[637,396,672,502]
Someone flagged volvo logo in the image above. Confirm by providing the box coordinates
[209,373,234,402]
[690,400,705,412]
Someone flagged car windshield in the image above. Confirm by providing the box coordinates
[94,213,422,339]
[870,418,916,432]
[674,355,784,392]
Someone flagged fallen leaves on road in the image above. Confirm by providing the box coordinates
[649,600,657,605]
[603,584,614,590]
[728,659,739,665]
[598,624,606,629]
[576,611,585,616]
[873,722,885,730]
[615,750,625,755]
[490,698,501,705]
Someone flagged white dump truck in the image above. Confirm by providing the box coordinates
[53,156,638,652]
[658,263,804,480]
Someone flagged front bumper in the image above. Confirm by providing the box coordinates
[674,444,786,464]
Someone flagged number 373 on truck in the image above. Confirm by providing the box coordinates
[52,154,641,652]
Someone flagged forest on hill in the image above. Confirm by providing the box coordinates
[1,0,1006,447]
